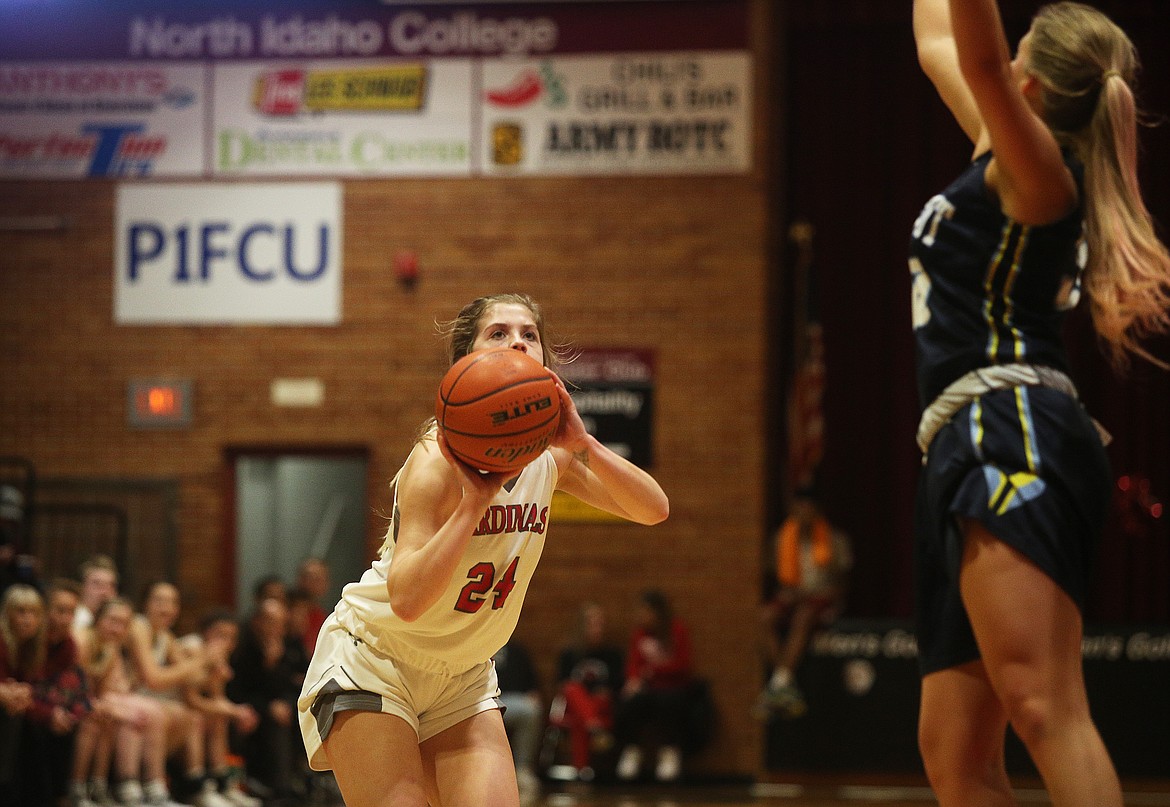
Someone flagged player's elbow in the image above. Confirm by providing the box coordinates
[915,42,933,75]
[391,596,423,623]
[641,497,669,525]
[915,38,948,81]
[387,581,425,623]
[395,606,423,623]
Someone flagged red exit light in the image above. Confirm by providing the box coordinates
[127,379,192,428]
[143,386,177,415]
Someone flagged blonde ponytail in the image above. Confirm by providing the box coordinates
[1080,73,1170,369]
[1030,2,1170,369]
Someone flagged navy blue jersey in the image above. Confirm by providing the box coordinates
[909,151,1085,408]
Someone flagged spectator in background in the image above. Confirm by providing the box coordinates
[551,601,622,781]
[285,587,315,658]
[492,639,542,804]
[0,584,50,806]
[756,491,852,719]
[73,554,119,634]
[0,582,92,806]
[181,610,262,807]
[128,580,232,807]
[294,558,330,654]
[35,579,92,806]
[72,597,180,807]
[250,576,287,610]
[228,596,308,803]
[614,589,694,783]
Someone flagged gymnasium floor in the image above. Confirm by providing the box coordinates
[306,778,1170,807]
[530,780,1170,807]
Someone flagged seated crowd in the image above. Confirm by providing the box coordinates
[0,551,331,807]
[1,485,717,807]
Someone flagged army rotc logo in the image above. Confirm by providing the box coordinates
[492,123,523,166]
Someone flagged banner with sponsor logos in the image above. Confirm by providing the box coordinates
[0,1,750,179]
[480,52,750,175]
[214,59,473,176]
[115,182,342,324]
[0,63,205,178]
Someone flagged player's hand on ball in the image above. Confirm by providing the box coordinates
[549,372,589,452]
[437,430,510,498]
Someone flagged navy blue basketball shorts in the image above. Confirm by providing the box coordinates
[914,385,1110,675]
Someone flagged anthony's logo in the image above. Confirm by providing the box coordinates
[490,395,552,425]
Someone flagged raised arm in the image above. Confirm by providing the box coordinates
[946,0,1076,223]
[549,374,669,525]
[914,0,982,142]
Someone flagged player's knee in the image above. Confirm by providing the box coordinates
[990,668,1061,749]
[1002,692,1059,750]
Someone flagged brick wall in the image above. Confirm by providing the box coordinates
[0,5,777,777]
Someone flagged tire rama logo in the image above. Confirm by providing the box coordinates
[253,65,428,116]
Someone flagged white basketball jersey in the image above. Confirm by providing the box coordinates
[335,449,558,675]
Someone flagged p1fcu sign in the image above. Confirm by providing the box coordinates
[115,182,341,324]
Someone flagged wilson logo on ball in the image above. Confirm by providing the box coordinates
[485,436,552,464]
[490,396,554,426]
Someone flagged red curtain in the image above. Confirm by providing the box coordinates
[774,0,1170,622]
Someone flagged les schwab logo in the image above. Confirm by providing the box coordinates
[252,65,427,116]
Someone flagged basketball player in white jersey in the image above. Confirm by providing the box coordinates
[298,293,669,807]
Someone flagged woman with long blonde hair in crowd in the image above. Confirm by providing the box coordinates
[0,585,49,806]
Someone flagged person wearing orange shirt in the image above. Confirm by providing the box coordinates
[756,492,851,719]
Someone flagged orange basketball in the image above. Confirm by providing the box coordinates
[435,348,561,473]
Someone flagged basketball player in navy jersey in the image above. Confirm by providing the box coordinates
[297,293,668,807]
[911,2,1170,806]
